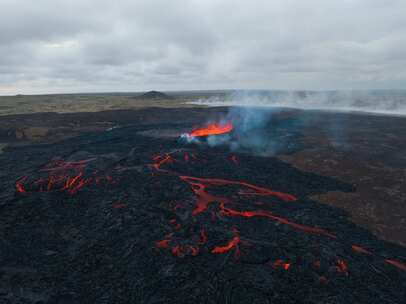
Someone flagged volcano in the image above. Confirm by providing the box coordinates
[0,110,405,304]
[136,90,173,100]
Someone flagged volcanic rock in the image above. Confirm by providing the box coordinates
[136,90,173,100]
[0,108,405,303]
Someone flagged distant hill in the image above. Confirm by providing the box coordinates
[135,91,173,100]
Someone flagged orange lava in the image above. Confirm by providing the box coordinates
[151,154,174,172]
[272,259,291,270]
[156,239,171,249]
[336,259,349,275]
[15,176,28,193]
[179,176,297,216]
[219,203,336,239]
[351,244,372,255]
[211,236,240,254]
[169,219,182,229]
[14,159,114,195]
[385,259,406,271]
[171,244,199,257]
[190,122,233,137]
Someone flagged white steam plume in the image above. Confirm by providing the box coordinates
[188,90,406,116]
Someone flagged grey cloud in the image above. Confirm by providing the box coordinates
[0,0,406,94]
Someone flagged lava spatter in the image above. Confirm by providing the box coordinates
[271,259,291,270]
[211,236,241,257]
[336,259,349,275]
[14,158,116,195]
[211,228,241,258]
[15,176,28,193]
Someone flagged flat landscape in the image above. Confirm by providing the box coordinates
[0,93,405,303]
[0,92,207,116]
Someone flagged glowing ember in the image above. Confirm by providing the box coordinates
[189,122,233,137]
[156,239,171,249]
[171,245,199,257]
[16,176,28,193]
[211,236,240,254]
[271,259,291,270]
[211,229,241,258]
[336,259,349,275]
[351,244,372,255]
[385,259,406,271]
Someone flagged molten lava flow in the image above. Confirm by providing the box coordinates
[171,245,199,257]
[351,245,372,255]
[211,229,241,258]
[385,259,406,271]
[152,151,336,261]
[179,176,230,216]
[169,219,182,230]
[15,159,115,195]
[156,239,170,249]
[319,276,329,284]
[151,153,175,173]
[149,150,406,274]
[179,176,297,216]
[218,203,336,239]
[189,122,233,137]
[336,259,349,275]
[16,176,28,193]
[211,236,240,254]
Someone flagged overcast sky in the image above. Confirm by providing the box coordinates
[1,0,405,95]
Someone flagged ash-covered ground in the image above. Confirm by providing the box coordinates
[0,107,405,303]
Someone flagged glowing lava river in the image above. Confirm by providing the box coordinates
[0,122,405,303]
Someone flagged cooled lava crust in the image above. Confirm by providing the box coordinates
[0,122,405,304]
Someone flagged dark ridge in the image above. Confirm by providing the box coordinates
[135,90,173,100]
